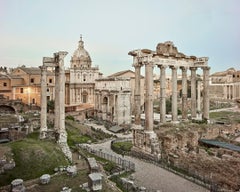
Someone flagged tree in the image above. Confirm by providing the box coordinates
[47,100,54,112]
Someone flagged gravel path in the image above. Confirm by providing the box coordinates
[90,139,209,192]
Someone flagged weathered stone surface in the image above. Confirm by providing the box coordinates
[39,174,50,184]
[11,179,25,192]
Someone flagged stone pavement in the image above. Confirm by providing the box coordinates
[89,139,209,192]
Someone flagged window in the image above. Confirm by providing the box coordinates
[32,98,35,104]
[47,88,50,92]
[20,88,24,93]
[31,78,34,83]
[3,82,7,87]
[49,79,52,83]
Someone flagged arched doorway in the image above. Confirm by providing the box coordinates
[102,96,108,120]
[0,105,16,114]
[82,91,88,103]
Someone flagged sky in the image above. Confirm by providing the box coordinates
[0,0,240,76]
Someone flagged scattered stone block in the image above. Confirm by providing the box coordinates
[39,174,50,185]
[11,178,25,192]
[66,165,77,176]
[61,186,72,192]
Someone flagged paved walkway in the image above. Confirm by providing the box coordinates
[86,125,209,192]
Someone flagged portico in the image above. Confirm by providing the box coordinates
[129,41,210,156]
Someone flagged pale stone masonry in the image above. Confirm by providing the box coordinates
[209,68,240,101]
[95,77,131,125]
[129,41,210,157]
[40,51,72,162]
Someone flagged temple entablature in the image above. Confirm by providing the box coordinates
[130,41,211,157]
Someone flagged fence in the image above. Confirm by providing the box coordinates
[78,144,135,172]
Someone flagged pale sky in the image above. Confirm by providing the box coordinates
[0,0,239,76]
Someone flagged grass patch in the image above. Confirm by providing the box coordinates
[65,120,113,148]
[109,171,134,192]
[0,133,69,187]
[111,141,133,155]
[210,111,240,123]
[32,170,89,192]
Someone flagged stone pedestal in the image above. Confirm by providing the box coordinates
[132,125,160,158]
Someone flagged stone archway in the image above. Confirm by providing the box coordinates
[102,96,108,120]
[0,105,16,114]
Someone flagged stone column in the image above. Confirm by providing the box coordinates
[55,51,68,143]
[159,65,167,123]
[197,80,201,113]
[190,67,197,119]
[202,67,210,120]
[54,65,60,132]
[40,65,48,139]
[133,63,142,126]
[170,66,178,122]
[145,61,154,131]
[180,66,188,120]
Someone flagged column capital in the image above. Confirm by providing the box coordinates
[180,66,188,71]
[145,61,155,68]
[133,63,143,68]
[202,66,211,71]
[158,65,167,70]
[39,65,47,71]
[190,67,197,71]
[170,65,178,70]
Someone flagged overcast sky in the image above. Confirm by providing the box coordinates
[0,0,239,76]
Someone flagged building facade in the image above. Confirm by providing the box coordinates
[0,66,55,107]
[65,37,102,112]
[210,68,240,101]
[95,76,131,125]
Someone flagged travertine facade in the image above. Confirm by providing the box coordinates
[95,77,131,125]
[209,68,240,101]
[108,70,145,115]
[65,36,102,111]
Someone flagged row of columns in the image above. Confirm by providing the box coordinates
[134,62,210,131]
[223,84,240,100]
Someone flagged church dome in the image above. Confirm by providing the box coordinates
[71,36,92,68]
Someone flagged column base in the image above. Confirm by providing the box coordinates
[171,120,180,124]
[39,129,47,139]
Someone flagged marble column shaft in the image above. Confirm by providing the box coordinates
[171,66,178,122]
[197,80,201,112]
[145,62,154,131]
[58,52,68,143]
[134,64,142,125]
[54,66,60,131]
[202,67,210,120]
[159,65,166,123]
[40,65,48,139]
[190,67,197,118]
[181,67,188,120]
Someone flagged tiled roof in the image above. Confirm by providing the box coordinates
[18,67,41,75]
